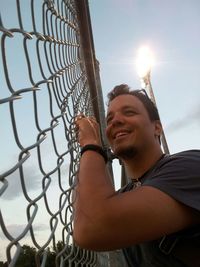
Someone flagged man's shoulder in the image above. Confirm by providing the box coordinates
[173,149,200,155]
[168,149,200,160]
[160,150,200,170]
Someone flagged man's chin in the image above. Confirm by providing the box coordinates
[114,146,137,160]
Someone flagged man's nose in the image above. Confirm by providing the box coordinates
[111,113,124,126]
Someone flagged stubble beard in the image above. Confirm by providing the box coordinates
[114,145,138,160]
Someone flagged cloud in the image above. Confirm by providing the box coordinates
[1,164,41,200]
[165,106,200,134]
[0,223,47,240]
[1,159,71,200]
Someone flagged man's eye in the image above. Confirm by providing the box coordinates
[106,117,112,125]
[124,110,136,115]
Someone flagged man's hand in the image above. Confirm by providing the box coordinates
[75,115,102,147]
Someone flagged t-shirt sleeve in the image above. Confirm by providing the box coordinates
[143,150,200,213]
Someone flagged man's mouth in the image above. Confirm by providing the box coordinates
[114,131,130,140]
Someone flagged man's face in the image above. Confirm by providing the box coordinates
[105,94,161,158]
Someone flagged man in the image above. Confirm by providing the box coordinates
[73,84,200,266]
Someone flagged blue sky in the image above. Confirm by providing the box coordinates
[89,0,200,154]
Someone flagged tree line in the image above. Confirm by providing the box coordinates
[0,242,89,267]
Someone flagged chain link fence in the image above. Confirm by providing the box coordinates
[0,0,119,266]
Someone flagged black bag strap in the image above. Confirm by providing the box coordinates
[159,225,200,267]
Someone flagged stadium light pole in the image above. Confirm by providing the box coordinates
[136,46,170,154]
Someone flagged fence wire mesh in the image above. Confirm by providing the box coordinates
[0,0,103,266]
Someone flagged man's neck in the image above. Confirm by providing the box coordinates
[123,148,164,181]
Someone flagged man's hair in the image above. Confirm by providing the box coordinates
[107,84,160,121]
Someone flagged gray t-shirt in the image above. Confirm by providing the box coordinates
[120,150,200,267]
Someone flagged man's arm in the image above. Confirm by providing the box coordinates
[73,116,200,251]
[73,150,200,251]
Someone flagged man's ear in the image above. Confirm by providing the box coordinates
[154,120,163,138]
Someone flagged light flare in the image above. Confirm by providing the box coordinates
[136,46,155,78]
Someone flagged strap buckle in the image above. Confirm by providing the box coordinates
[159,235,179,255]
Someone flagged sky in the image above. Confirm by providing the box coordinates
[89,0,200,155]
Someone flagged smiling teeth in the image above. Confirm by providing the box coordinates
[115,132,128,138]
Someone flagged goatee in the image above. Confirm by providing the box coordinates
[115,146,137,160]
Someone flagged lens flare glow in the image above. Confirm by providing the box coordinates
[136,46,154,78]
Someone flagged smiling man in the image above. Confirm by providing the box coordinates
[73,84,200,267]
